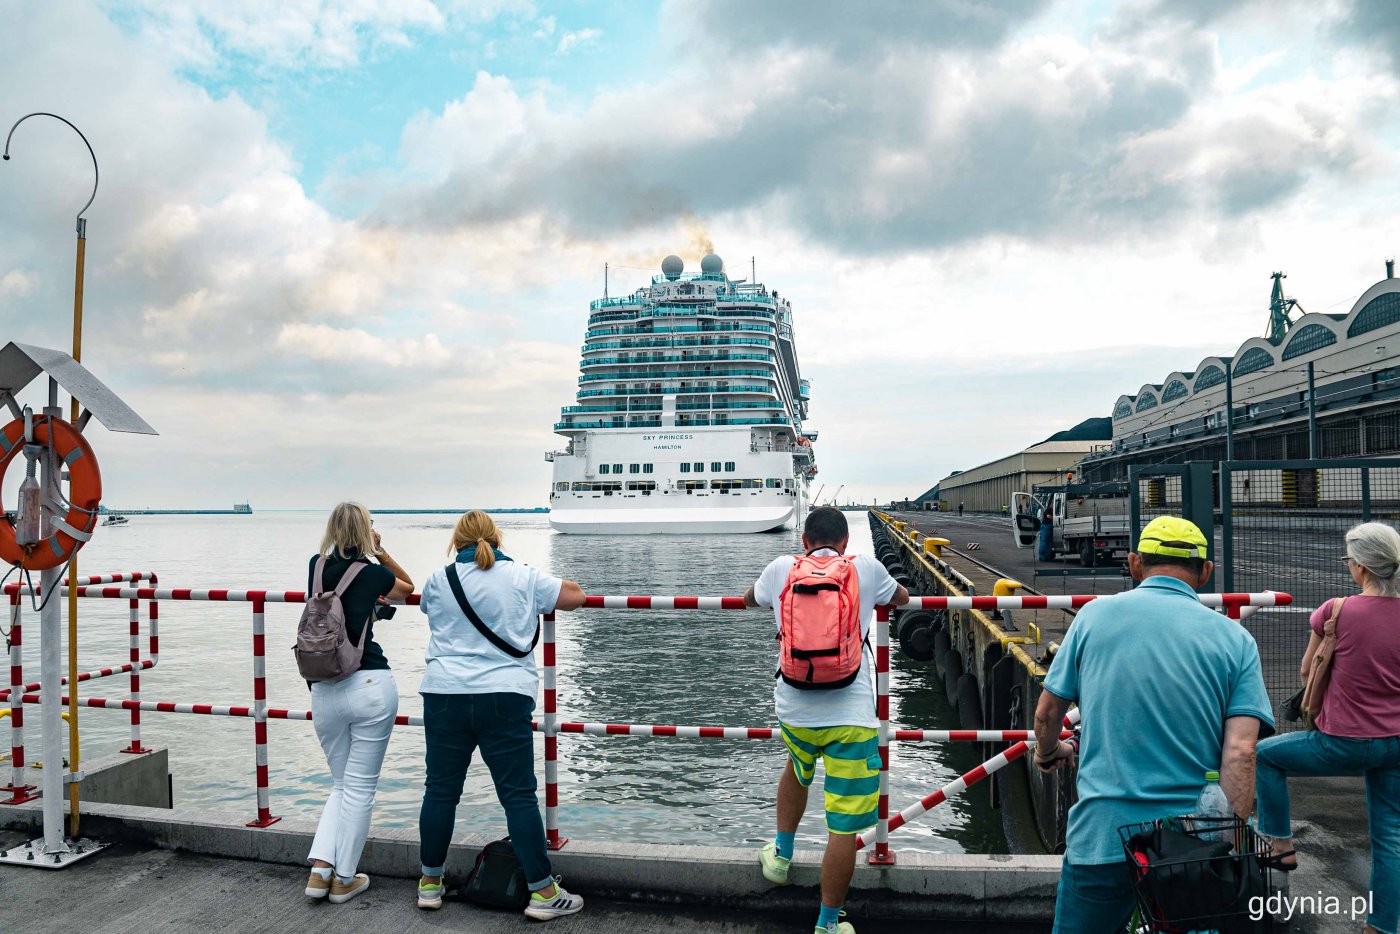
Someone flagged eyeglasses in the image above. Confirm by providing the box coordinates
[1339,555,1353,565]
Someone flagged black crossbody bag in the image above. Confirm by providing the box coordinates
[443,564,539,658]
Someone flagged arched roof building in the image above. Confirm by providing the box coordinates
[1082,272,1400,478]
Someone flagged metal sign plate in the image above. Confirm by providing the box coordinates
[0,342,156,434]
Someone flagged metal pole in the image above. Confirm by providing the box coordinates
[1307,361,1318,459]
[5,111,100,840]
[40,384,68,855]
[868,605,894,865]
[1224,360,1235,462]
[66,218,85,836]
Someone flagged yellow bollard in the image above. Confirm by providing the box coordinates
[993,579,1024,598]
[923,537,950,559]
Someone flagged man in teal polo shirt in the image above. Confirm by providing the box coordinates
[1033,516,1274,934]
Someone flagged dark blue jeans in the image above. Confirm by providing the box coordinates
[418,692,553,889]
[1052,860,1137,934]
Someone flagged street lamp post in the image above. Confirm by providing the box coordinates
[4,112,100,840]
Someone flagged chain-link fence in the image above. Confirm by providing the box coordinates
[1222,459,1400,732]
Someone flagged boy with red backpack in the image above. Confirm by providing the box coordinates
[743,507,909,934]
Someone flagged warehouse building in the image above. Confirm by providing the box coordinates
[935,441,1099,513]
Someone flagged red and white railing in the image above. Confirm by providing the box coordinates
[3,572,158,802]
[1,582,1292,857]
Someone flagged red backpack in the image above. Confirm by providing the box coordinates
[778,553,863,690]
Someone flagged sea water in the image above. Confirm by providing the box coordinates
[9,511,1005,854]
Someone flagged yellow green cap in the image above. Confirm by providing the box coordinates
[1137,516,1208,560]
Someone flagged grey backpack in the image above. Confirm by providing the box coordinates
[294,557,369,682]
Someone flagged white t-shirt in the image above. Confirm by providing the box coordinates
[752,549,898,729]
[418,560,563,698]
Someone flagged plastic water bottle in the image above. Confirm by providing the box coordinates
[1192,770,1231,842]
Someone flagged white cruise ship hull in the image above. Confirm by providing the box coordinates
[549,502,795,535]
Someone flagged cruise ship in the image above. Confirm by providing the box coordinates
[547,253,816,533]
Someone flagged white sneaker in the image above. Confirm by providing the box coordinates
[328,872,370,904]
[523,878,584,921]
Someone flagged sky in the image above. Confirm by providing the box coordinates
[2,0,1399,509]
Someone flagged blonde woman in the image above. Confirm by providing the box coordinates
[1255,522,1400,934]
[415,511,587,920]
[303,502,414,904]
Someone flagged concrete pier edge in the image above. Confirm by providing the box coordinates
[0,798,1061,921]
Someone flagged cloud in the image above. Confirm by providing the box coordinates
[276,322,452,368]
[105,0,450,70]
[556,27,601,55]
[378,11,1390,260]
[1,269,39,298]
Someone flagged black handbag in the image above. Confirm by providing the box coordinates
[459,837,530,909]
[1282,687,1306,723]
[1124,822,1269,933]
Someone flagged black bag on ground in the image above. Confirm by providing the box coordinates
[459,837,530,909]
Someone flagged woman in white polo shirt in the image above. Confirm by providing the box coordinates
[414,510,587,920]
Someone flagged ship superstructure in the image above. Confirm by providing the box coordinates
[547,253,816,533]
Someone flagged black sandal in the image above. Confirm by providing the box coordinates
[1264,849,1298,871]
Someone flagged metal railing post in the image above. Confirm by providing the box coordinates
[121,582,150,754]
[4,589,37,802]
[542,611,566,850]
[246,598,279,827]
[868,604,895,865]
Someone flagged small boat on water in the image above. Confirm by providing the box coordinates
[101,514,129,526]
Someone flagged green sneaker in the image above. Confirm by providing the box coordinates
[815,911,854,934]
[759,842,790,884]
[417,877,444,910]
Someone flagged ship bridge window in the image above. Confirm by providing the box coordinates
[599,464,610,474]
[766,478,783,488]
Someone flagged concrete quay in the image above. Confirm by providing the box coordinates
[0,800,1056,931]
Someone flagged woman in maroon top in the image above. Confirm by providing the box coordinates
[1255,522,1400,934]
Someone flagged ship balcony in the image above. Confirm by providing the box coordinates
[713,290,776,306]
[555,415,791,431]
[579,352,773,368]
[675,400,784,410]
[582,336,774,353]
[589,295,651,312]
[577,384,777,399]
[650,307,776,321]
[799,379,811,399]
[585,323,776,338]
[578,368,775,383]
[560,404,663,414]
[554,419,663,431]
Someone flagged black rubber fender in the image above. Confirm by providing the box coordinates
[943,647,965,708]
[957,673,984,730]
[932,627,953,678]
[896,610,938,661]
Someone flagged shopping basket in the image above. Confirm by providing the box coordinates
[1119,816,1274,933]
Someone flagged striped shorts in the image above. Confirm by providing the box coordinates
[779,722,881,835]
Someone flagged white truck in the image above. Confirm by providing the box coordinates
[1012,481,1131,566]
